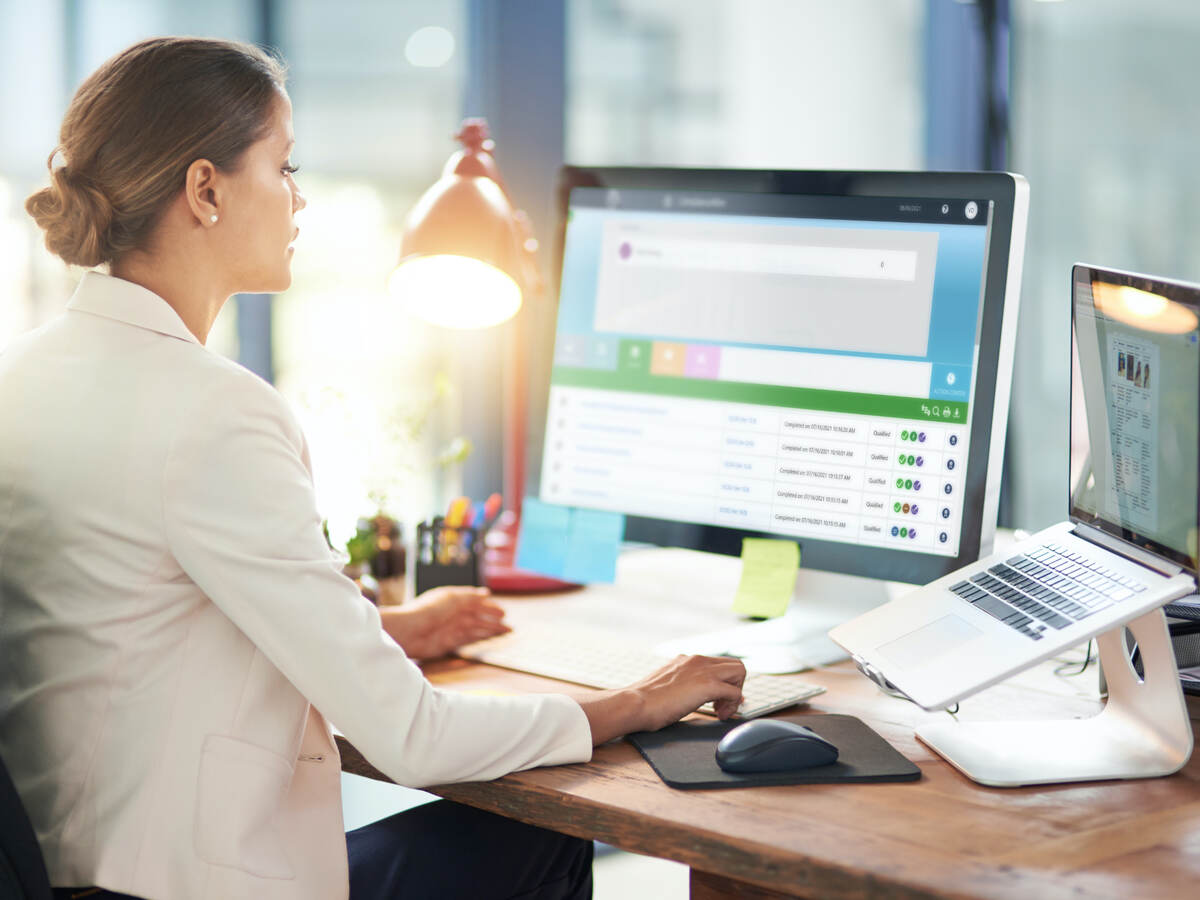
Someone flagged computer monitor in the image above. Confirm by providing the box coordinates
[531,167,1028,641]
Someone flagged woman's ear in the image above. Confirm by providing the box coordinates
[184,159,220,226]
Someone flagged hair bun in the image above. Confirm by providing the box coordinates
[25,161,116,268]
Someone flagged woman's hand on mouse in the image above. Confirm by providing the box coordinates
[575,654,746,745]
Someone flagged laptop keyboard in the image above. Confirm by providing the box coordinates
[949,542,1147,641]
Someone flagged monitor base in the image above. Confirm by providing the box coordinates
[916,607,1193,787]
[656,567,909,673]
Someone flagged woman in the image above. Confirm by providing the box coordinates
[0,37,745,900]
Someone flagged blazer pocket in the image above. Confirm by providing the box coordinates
[193,734,296,880]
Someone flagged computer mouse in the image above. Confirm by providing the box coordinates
[715,719,839,773]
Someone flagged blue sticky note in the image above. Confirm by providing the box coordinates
[515,497,571,577]
[563,508,624,583]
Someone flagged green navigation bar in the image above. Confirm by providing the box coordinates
[550,365,968,422]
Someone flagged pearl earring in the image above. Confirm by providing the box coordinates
[210,215,218,224]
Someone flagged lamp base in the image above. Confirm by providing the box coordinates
[483,562,580,594]
[482,512,580,594]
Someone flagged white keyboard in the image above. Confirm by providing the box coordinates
[457,626,825,719]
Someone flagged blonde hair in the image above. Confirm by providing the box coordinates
[26,37,287,268]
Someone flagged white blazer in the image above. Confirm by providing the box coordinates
[0,273,592,900]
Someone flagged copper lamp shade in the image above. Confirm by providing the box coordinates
[390,120,539,328]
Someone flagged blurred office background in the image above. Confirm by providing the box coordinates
[2,0,1199,563]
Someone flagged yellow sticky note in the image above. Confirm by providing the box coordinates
[732,538,799,619]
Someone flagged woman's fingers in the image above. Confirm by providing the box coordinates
[465,622,511,643]
[699,657,746,720]
[416,584,492,609]
[630,654,747,730]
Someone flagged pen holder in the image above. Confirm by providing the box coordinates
[414,519,482,596]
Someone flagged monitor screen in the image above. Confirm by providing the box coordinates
[533,168,1028,586]
[1070,264,1200,573]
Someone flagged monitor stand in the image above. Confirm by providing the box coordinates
[656,566,910,674]
[916,607,1194,787]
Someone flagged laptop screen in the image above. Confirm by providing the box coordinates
[1071,264,1200,572]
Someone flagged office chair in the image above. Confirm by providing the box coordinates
[0,751,51,900]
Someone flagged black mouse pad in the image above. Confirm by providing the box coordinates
[627,712,920,789]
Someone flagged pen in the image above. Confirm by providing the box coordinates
[445,497,470,563]
[432,514,451,565]
[446,497,470,526]
[479,493,503,535]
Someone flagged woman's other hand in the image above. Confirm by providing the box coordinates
[381,586,509,661]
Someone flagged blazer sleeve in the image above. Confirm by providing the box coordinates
[160,368,592,787]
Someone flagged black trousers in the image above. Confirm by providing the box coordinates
[53,799,592,900]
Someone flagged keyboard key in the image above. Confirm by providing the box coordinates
[974,594,1020,623]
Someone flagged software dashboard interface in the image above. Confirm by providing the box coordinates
[539,187,995,557]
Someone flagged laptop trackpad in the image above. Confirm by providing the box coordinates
[877,615,982,671]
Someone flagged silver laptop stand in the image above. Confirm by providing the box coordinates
[916,607,1193,787]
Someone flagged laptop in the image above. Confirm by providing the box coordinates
[830,264,1200,710]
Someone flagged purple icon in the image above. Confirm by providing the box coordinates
[619,241,632,260]
[909,529,917,539]
[939,532,949,543]
[949,434,958,446]
[918,431,927,442]
[910,504,919,515]
[913,480,922,491]
[941,507,951,519]
[685,344,721,378]
[916,456,924,467]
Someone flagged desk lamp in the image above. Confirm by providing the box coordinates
[390,119,572,592]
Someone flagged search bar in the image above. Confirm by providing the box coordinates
[720,347,932,397]
[621,237,918,282]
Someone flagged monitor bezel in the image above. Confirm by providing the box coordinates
[532,166,1028,586]
[1069,262,1200,575]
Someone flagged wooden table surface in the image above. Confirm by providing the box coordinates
[339,651,1200,900]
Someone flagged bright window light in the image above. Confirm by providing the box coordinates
[389,255,521,328]
[405,26,455,68]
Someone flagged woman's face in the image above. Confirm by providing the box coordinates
[218,92,306,294]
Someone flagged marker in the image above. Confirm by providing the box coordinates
[444,497,470,563]
[477,493,503,536]
[446,497,469,528]
[484,492,502,522]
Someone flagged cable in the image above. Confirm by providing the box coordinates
[862,668,959,715]
[1053,639,1095,677]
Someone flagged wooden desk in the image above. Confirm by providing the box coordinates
[340,551,1200,899]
